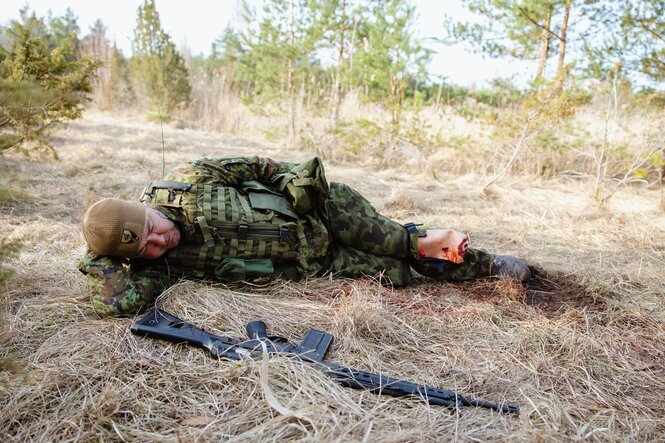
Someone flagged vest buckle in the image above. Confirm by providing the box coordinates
[237,222,249,240]
[279,225,291,243]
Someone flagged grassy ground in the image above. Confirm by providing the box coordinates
[1,109,664,441]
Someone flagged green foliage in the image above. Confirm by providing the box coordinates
[630,87,665,110]
[208,25,249,95]
[146,109,171,123]
[211,25,245,67]
[448,0,561,79]
[232,0,325,104]
[640,151,665,182]
[262,125,284,141]
[444,134,474,151]
[399,112,437,148]
[532,128,565,152]
[329,113,441,158]
[582,0,663,83]
[80,20,135,110]
[109,45,135,107]
[432,82,471,106]
[0,236,20,286]
[351,0,431,126]
[0,184,32,205]
[450,0,556,56]
[0,18,98,156]
[332,119,383,155]
[632,167,649,180]
[15,5,80,54]
[130,0,191,118]
[205,0,430,133]
[478,74,592,184]
[521,77,590,126]
[404,77,524,111]
[46,8,80,56]
[450,1,664,87]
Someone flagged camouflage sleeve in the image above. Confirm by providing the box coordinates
[78,251,171,316]
[165,156,297,186]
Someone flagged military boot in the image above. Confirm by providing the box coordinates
[490,255,531,282]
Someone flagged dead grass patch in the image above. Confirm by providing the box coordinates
[1,109,664,441]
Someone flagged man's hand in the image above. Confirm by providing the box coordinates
[417,229,469,264]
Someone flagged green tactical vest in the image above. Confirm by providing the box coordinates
[139,180,308,282]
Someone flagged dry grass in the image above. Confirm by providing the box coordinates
[1,109,664,441]
[184,86,665,191]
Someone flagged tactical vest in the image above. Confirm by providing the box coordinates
[140,180,308,281]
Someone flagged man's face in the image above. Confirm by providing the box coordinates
[135,207,181,259]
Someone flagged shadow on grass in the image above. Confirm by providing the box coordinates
[523,266,609,316]
[370,267,613,320]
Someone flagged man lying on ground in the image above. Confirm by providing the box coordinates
[79,156,530,316]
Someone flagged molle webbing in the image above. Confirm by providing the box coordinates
[169,227,300,273]
[142,180,192,206]
[141,179,305,275]
[145,180,192,194]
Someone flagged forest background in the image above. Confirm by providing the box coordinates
[0,0,664,441]
[1,0,663,184]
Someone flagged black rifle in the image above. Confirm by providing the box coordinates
[131,308,519,414]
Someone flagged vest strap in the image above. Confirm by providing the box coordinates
[292,177,315,187]
[196,216,215,248]
[273,172,295,192]
[237,193,254,222]
[218,187,227,222]
[203,185,213,221]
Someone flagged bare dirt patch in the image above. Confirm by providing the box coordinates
[523,266,608,315]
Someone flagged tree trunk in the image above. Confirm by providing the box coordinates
[332,0,346,129]
[389,46,402,128]
[288,1,296,147]
[288,58,296,147]
[658,148,665,185]
[536,5,553,80]
[389,74,403,127]
[555,0,572,82]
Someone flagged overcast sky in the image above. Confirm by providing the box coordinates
[1,0,533,87]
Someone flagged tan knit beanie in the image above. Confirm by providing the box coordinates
[82,198,146,258]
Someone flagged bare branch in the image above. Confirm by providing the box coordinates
[482,110,536,190]
[516,6,562,42]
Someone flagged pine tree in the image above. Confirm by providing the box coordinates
[353,0,430,127]
[236,0,324,144]
[450,0,663,86]
[130,0,191,119]
[80,20,134,109]
[109,45,135,107]
[47,7,80,55]
[211,26,245,69]
[583,0,663,83]
[80,20,112,108]
[447,0,568,82]
[0,18,98,156]
[316,0,360,127]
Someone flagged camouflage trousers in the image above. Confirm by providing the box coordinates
[323,183,493,285]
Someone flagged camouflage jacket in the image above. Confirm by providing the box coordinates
[79,156,332,316]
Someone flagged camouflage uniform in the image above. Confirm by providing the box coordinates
[79,156,492,315]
